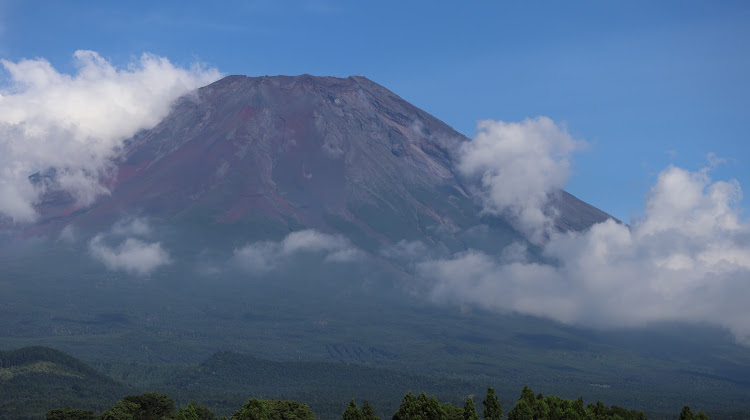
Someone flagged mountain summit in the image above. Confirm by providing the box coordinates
[37,74,610,250]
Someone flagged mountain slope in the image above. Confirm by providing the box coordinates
[0,346,127,419]
[33,74,612,252]
[163,350,480,419]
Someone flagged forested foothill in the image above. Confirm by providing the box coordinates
[46,386,708,420]
[1,346,738,420]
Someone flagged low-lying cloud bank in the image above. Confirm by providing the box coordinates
[0,50,220,223]
[422,118,750,343]
[233,229,362,274]
[88,217,171,276]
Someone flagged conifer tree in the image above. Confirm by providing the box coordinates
[519,386,535,404]
[482,388,502,420]
[507,399,533,420]
[232,398,268,420]
[343,399,364,420]
[393,392,447,420]
[679,406,695,420]
[463,397,479,420]
[362,400,380,420]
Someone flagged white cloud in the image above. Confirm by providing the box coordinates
[421,159,750,344]
[88,217,171,276]
[458,117,584,242]
[325,248,363,263]
[233,241,281,274]
[0,50,221,222]
[58,224,76,243]
[89,235,171,276]
[280,229,349,254]
[636,166,743,239]
[380,239,431,262]
[112,216,153,237]
[233,229,361,274]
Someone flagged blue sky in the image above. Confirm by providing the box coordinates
[1,0,748,222]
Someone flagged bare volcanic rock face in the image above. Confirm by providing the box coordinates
[32,74,611,250]
[65,75,478,246]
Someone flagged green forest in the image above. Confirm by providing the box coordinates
[46,386,707,420]
[0,346,734,420]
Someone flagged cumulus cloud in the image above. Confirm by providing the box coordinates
[380,239,431,262]
[423,146,750,343]
[89,236,171,276]
[0,50,221,222]
[88,217,171,276]
[233,229,361,274]
[458,117,584,242]
[111,216,153,237]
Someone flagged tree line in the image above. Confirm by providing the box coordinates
[47,385,709,420]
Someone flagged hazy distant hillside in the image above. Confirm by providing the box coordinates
[159,350,482,418]
[0,347,127,419]
[4,346,748,420]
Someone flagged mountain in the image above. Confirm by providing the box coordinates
[3,75,750,419]
[0,346,127,419]
[32,74,611,250]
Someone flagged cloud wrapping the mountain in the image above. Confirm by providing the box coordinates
[380,239,431,263]
[88,217,171,276]
[457,117,583,242]
[0,50,221,222]
[233,229,361,274]
[427,123,750,342]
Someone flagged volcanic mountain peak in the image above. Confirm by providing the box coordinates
[87,74,473,237]
[124,74,462,181]
[30,74,611,251]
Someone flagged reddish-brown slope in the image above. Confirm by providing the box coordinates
[26,75,613,247]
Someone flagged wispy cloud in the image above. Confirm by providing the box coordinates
[58,224,76,243]
[88,217,171,276]
[90,236,171,276]
[111,216,153,237]
[233,229,362,274]
[0,50,220,223]
[380,239,432,262]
